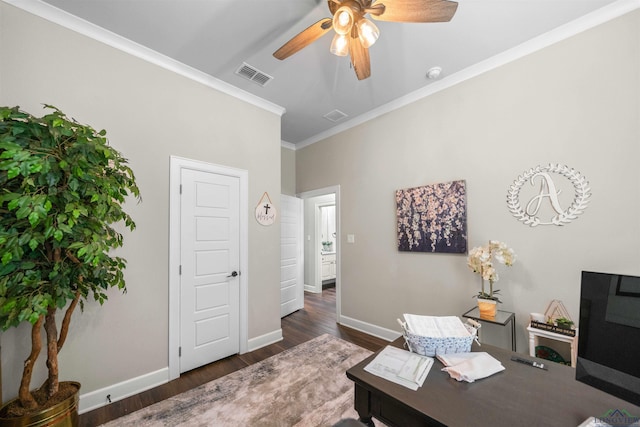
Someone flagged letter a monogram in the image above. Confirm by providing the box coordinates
[525,172,564,217]
[507,164,591,227]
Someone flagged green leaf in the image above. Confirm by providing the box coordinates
[0,263,17,276]
[53,230,63,241]
[20,261,35,270]
[0,140,22,151]
[44,226,54,239]
[45,172,58,186]
[28,211,40,227]
[28,162,43,174]
[0,160,18,170]
[56,296,67,308]
[58,223,72,234]
[18,308,32,323]
[15,205,31,220]
[68,178,79,191]
[7,167,20,179]
[28,312,42,324]
[28,239,39,251]
[7,198,19,211]
[2,299,16,313]
[1,252,12,265]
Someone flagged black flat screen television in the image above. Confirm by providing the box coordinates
[576,271,640,405]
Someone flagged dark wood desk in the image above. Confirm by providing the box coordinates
[346,338,640,427]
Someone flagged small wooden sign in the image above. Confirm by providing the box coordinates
[255,192,276,226]
[530,320,576,337]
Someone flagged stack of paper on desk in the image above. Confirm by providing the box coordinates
[437,352,505,383]
[364,345,434,391]
[402,314,470,337]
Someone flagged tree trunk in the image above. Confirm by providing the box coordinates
[44,307,59,399]
[18,316,44,410]
[58,291,80,351]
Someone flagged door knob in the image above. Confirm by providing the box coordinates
[227,271,239,278]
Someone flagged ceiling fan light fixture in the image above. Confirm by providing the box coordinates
[357,18,379,48]
[333,7,355,35]
[330,33,349,56]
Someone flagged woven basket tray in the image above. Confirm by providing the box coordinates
[401,318,479,357]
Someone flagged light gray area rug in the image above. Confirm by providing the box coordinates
[101,334,373,427]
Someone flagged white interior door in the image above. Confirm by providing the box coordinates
[280,194,304,317]
[179,168,240,373]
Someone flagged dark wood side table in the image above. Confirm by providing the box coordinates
[346,337,640,427]
[462,306,516,351]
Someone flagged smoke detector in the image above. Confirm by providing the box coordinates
[426,66,442,80]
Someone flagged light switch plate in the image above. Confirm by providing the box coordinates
[347,234,355,243]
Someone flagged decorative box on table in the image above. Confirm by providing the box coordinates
[399,314,479,357]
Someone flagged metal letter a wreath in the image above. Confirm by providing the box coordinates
[507,164,591,227]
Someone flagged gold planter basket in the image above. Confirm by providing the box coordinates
[0,382,80,427]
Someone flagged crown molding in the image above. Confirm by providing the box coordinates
[280,140,296,150]
[5,0,637,145]
[295,0,640,149]
[3,0,286,117]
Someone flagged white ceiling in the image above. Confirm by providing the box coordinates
[17,0,633,146]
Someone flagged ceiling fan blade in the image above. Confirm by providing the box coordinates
[273,18,333,60]
[369,0,458,23]
[349,35,371,80]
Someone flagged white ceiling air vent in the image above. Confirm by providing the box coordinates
[235,62,273,87]
[323,109,348,122]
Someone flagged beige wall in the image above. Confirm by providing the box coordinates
[281,146,296,196]
[297,11,640,349]
[0,3,282,403]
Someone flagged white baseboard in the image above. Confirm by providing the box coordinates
[79,329,283,414]
[339,315,402,342]
[247,328,283,353]
[79,367,169,414]
[78,323,388,415]
[304,284,321,293]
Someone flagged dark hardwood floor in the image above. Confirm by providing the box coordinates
[80,287,388,426]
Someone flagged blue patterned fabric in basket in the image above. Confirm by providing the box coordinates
[400,316,478,357]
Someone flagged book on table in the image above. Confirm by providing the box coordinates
[364,345,434,391]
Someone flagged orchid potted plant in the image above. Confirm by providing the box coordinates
[467,240,516,317]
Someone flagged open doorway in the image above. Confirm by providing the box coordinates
[319,204,336,290]
[303,195,334,293]
[298,186,341,323]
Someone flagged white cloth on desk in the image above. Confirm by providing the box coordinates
[438,352,505,383]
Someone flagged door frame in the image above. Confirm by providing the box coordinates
[168,156,249,380]
[298,185,341,324]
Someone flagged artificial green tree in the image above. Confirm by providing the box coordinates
[0,105,140,414]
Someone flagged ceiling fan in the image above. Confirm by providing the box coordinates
[273,0,459,80]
